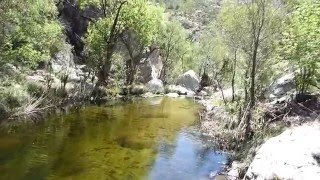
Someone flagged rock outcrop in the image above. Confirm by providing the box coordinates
[137,47,163,84]
[267,73,296,100]
[245,123,320,180]
[57,0,100,57]
[26,43,96,97]
[176,70,200,92]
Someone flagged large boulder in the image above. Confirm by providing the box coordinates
[147,79,164,94]
[245,124,320,180]
[57,0,100,57]
[176,70,200,92]
[166,93,179,98]
[137,47,163,84]
[51,43,75,74]
[268,73,296,100]
[130,85,146,95]
[0,63,18,76]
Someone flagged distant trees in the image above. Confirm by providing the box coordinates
[0,0,63,67]
[279,2,320,94]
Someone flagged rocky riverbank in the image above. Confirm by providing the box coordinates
[197,75,320,180]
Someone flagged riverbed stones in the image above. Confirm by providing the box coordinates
[176,70,200,92]
[245,123,320,180]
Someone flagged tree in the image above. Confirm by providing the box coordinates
[196,23,230,97]
[84,0,163,87]
[218,3,245,102]
[118,2,163,85]
[279,2,320,94]
[0,0,63,67]
[216,0,283,138]
[158,20,190,84]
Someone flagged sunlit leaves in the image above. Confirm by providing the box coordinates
[84,0,164,66]
[0,0,63,67]
[279,2,320,92]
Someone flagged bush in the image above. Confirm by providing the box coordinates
[27,83,45,98]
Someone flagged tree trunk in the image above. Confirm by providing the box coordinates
[231,50,237,102]
[217,81,227,106]
[95,1,127,88]
[250,40,259,108]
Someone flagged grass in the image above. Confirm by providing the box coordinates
[9,96,53,121]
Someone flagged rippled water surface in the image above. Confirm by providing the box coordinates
[0,97,227,180]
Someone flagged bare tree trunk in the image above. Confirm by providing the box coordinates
[231,50,237,102]
[250,41,258,108]
[217,81,227,106]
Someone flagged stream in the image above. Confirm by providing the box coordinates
[0,97,228,180]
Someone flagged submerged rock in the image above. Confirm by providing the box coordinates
[245,124,320,180]
[176,70,200,92]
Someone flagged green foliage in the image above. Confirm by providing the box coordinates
[279,2,320,93]
[0,0,63,67]
[196,25,229,76]
[157,20,192,83]
[27,83,45,98]
[78,0,103,8]
[210,0,285,98]
[84,0,164,67]
[0,84,30,110]
[121,0,164,45]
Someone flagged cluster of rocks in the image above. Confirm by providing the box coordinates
[197,73,320,180]
[143,70,214,98]
[25,43,95,98]
[24,43,208,99]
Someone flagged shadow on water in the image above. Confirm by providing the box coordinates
[0,97,228,180]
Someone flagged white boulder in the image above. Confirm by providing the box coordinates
[245,124,320,180]
[147,79,164,93]
[176,70,200,92]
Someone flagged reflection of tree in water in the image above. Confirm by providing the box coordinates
[187,130,227,176]
[50,112,88,177]
[1,98,202,179]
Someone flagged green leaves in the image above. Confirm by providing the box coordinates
[0,0,63,67]
[279,2,320,93]
[84,0,164,66]
[120,0,164,46]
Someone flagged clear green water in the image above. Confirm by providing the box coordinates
[0,97,227,180]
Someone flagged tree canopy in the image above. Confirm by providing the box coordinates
[0,0,63,67]
[279,1,320,93]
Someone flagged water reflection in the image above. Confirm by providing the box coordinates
[0,98,227,180]
[149,129,227,180]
